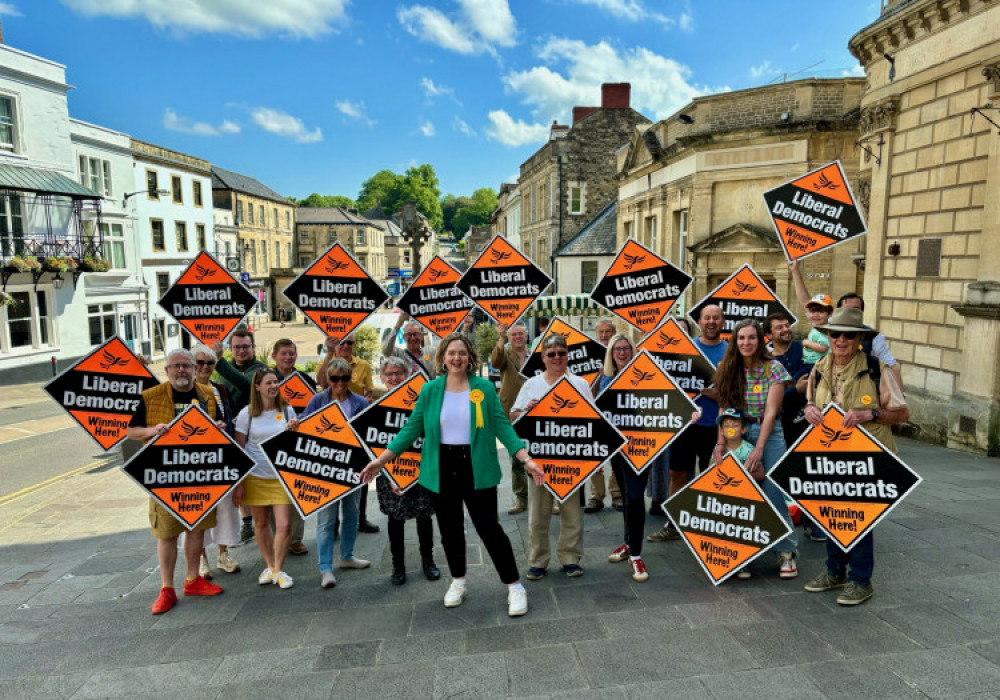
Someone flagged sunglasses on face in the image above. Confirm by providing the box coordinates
[545,350,568,358]
[195,360,216,366]
[339,341,354,346]
[828,331,858,340]
[329,375,351,383]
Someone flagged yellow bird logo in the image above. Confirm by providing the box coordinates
[193,264,216,281]
[630,366,656,386]
[714,468,744,491]
[732,279,757,296]
[549,394,578,413]
[489,250,512,264]
[813,173,840,191]
[178,421,207,442]
[99,349,128,370]
[317,415,343,434]
[819,425,852,448]
[324,258,350,274]
[623,253,645,270]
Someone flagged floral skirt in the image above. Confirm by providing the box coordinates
[376,474,435,521]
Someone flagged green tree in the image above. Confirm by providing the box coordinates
[452,187,498,236]
[298,193,357,208]
[352,324,379,364]
[440,193,473,235]
[356,170,403,215]
[356,165,443,230]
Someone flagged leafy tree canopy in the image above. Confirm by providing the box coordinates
[298,193,357,208]
[451,187,498,237]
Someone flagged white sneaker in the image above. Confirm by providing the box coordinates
[275,571,294,589]
[443,579,467,608]
[258,567,275,585]
[320,572,337,589]
[199,553,213,580]
[339,557,371,569]
[778,552,798,579]
[507,587,528,617]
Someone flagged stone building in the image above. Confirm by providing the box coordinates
[519,83,650,283]
[490,182,522,249]
[464,225,491,266]
[616,77,866,319]
[294,207,386,281]
[364,204,434,283]
[848,0,998,452]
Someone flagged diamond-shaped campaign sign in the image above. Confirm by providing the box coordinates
[260,401,372,518]
[350,371,427,493]
[762,160,867,262]
[688,264,798,340]
[456,235,552,326]
[44,337,160,451]
[519,317,605,386]
[664,453,792,585]
[278,372,317,415]
[396,255,475,339]
[768,403,922,551]
[594,350,698,474]
[590,239,692,334]
[158,251,257,344]
[636,318,717,400]
[121,404,254,530]
[282,243,390,340]
[513,377,626,503]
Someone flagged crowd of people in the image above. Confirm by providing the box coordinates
[129,263,907,615]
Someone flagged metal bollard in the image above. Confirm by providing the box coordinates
[51,355,58,377]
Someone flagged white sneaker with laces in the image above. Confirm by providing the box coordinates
[507,587,528,617]
[778,552,798,579]
[275,571,294,589]
[320,572,337,589]
[199,554,213,580]
[444,580,467,608]
[258,567,275,585]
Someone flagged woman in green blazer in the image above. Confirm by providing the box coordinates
[362,332,542,617]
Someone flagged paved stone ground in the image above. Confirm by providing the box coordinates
[3,437,1000,698]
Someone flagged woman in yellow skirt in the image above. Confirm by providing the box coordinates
[232,368,300,589]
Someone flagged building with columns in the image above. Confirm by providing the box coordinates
[848,0,999,452]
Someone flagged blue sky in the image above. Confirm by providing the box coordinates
[2,0,881,202]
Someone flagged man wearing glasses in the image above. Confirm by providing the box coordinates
[127,349,225,614]
[211,327,268,413]
[383,316,438,379]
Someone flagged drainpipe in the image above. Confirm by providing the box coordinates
[553,155,562,294]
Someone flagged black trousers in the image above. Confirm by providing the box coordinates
[388,514,434,567]
[431,445,519,584]
[670,423,717,474]
[610,454,651,556]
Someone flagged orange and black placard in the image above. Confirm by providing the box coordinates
[282,242,390,340]
[350,371,428,493]
[456,235,552,326]
[762,160,867,262]
[396,255,475,339]
[259,401,372,518]
[594,350,698,474]
[636,318,717,400]
[520,317,605,386]
[513,377,626,503]
[590,239,692,334]
[664,453,791,585]
[43,337,160,451]
[121,404,254,530]
[688,264,798,340]
[768,403,922,551]
[157,251,257,345]
[278,371,318,414]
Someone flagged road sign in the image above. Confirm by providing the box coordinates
[396,255,475,338]
[158,251,257,344]
[520,317,605,386]
[278,372,317,414]
[513,377,626,503]
[260,401,372,518]
[768,403,922,551]
[240,272,250,283]
[456,234,552,326]
[43,337,160,451]
[664,453,792,585]
[350,371,428,493]
[689,264,798,340]
[593,350,698,474]
[590,239,692,334]
[121,404,254,530]
[762,160,867,262]
[282,242,390,340]
[636,318,717,400]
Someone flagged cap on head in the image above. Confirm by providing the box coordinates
[716,407,745,426]
[806,294,834,311]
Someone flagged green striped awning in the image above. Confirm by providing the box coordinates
[526,294,604,318]
[0,163,101,199]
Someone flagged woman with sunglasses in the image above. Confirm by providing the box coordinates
[597,334,652,582]
[802,308,908,605]
[713,318,799,580]
[361,333,542,617]
[189,345,241,580]
[305,358,372,589]
[510,334,593,581]
[232,368,300,589]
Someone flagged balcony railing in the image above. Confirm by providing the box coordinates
[0,192,104,265]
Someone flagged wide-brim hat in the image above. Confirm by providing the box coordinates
[815,307,877,338]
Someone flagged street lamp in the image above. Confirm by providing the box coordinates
[122,188,170,206]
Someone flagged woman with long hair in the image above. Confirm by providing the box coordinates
[232,368,300,590]
[713,318,798,580]
[361,333,543,617]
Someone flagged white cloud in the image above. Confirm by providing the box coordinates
[749,59,778,80]
[60,0,350,39]
[420,76,461,106]
[842,64,866,77]
[250,107,322,143]
[564,0,691,28]
[162,109,241,136]
[419,120,435,136]
[398,0,516,56]
[485,110,548,147]
[335,99,376,127]
[0,3,22,16]
[453,116,476,136]
[498,37,722,127]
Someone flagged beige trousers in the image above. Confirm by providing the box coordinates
[526,478,584,569]
[589,465,621,501]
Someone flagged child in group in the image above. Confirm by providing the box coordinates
[801,294,833,365]
[713,408,754,466]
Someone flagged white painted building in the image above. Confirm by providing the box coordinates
[129,139,214,359]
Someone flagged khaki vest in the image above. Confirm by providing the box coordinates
[142,382,217,443]
[813,351,896,452]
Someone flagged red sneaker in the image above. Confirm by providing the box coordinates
[630,558,649,582]
[608,543,629,563]
[183,576,224,596]
[152,586,177,614]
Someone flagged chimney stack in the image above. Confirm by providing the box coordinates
[601,82,631,109]
[572,106,598,124]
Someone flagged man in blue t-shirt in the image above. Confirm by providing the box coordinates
[648,305,728,542]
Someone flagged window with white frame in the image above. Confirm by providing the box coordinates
[100,222,126,269]
[677,208,688,270]
[196,224,206,251]
[569,185,583,214]
[156,273,170,299]
[402,249,411,266]
[78,156,112,197]
[356,228,366,245]
[645,215,658,252]
[0,96,18,152]
[0,193,24,256]
[4,290,53,351]
[88,303,116,345]
[581,260,599,291]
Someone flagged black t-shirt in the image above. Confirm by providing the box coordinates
[129,387,200,428]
